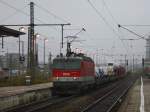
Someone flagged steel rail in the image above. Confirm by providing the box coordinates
[26,95,76,112]
[81,76,137,112]
[106,78,137,112]
[4,95,76,112]
[81,85,121,112]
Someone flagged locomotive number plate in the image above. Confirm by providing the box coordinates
[63,72,70,76]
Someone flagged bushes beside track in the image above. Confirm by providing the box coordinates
[0,72,51,87]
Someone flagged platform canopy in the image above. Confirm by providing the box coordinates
[0,26,25,37]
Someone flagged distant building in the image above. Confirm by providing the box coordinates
[0,53,27,71]
[0,55,8,68]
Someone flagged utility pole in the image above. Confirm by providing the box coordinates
[6,49,8,71]
[124,54,128,71]
[35,43,38,66]
[1,36,4,49]
[18,40,24,56]
[133,54,135,72]
[27,27,30,70]
[142,58,144,73]
[19,40,24,75]
[44,39,46,65]
[124,54,126,65]
[125,55,129,72]
[96,53,98,66]
[48,52,52,75]
[30,2,35,77]
[43,38,48,76]
[21,41,24,56]
[61,25,64,48]
[18,35,21,75]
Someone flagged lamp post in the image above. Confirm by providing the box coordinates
[133,54,135,72]
[43,38,48,76]
[34,33,48,66]
[34,33,40,66]
[44,38,48,65]
[18,27,25,75]
[20,40,25,74]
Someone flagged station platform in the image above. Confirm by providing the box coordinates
[0,82,53,110]
[0,82,53,98]
[117,76,150,112]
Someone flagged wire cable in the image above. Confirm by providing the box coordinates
[0,0,31,19]
[35,3,69,23]
[102,0,118,24]
[0,0,58,32]
[0,5,28,23]
[86,0,129,54]
[122,25,150,27]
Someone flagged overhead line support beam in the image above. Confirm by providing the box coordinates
[0,23,71,49]
[118,24,145,40]
[0,23,71,27]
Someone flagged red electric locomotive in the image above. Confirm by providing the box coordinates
[52,53,95,94]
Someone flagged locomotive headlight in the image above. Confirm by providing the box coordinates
[73,77,77,80]
[56,77,59,80]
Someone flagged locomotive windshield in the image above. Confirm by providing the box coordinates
[53,58,81,70]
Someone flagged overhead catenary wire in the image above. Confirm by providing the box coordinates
[64,28,83,31]
[87,0,113,32]
[101,0,118,25]
[35,3,69,23]
[121,25,150,27]
[0,0,29,18]
[29,0,85,36]
[0,0,58,32]
[86,0,130,54]
[0,5,28,23]
[26,0,69,23]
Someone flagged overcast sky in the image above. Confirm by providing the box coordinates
[0,0,149,64]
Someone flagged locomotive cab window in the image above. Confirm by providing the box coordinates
[53,58,81,70]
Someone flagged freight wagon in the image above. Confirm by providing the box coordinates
[143,59,150,78]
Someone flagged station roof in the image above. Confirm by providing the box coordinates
[0,26,25,37]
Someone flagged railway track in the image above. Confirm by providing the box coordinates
[34,75,138,112]
[81,75,137,112]
[3,95,76,112]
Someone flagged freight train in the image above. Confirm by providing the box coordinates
[51,42,125,95]
[51,52,126,95]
